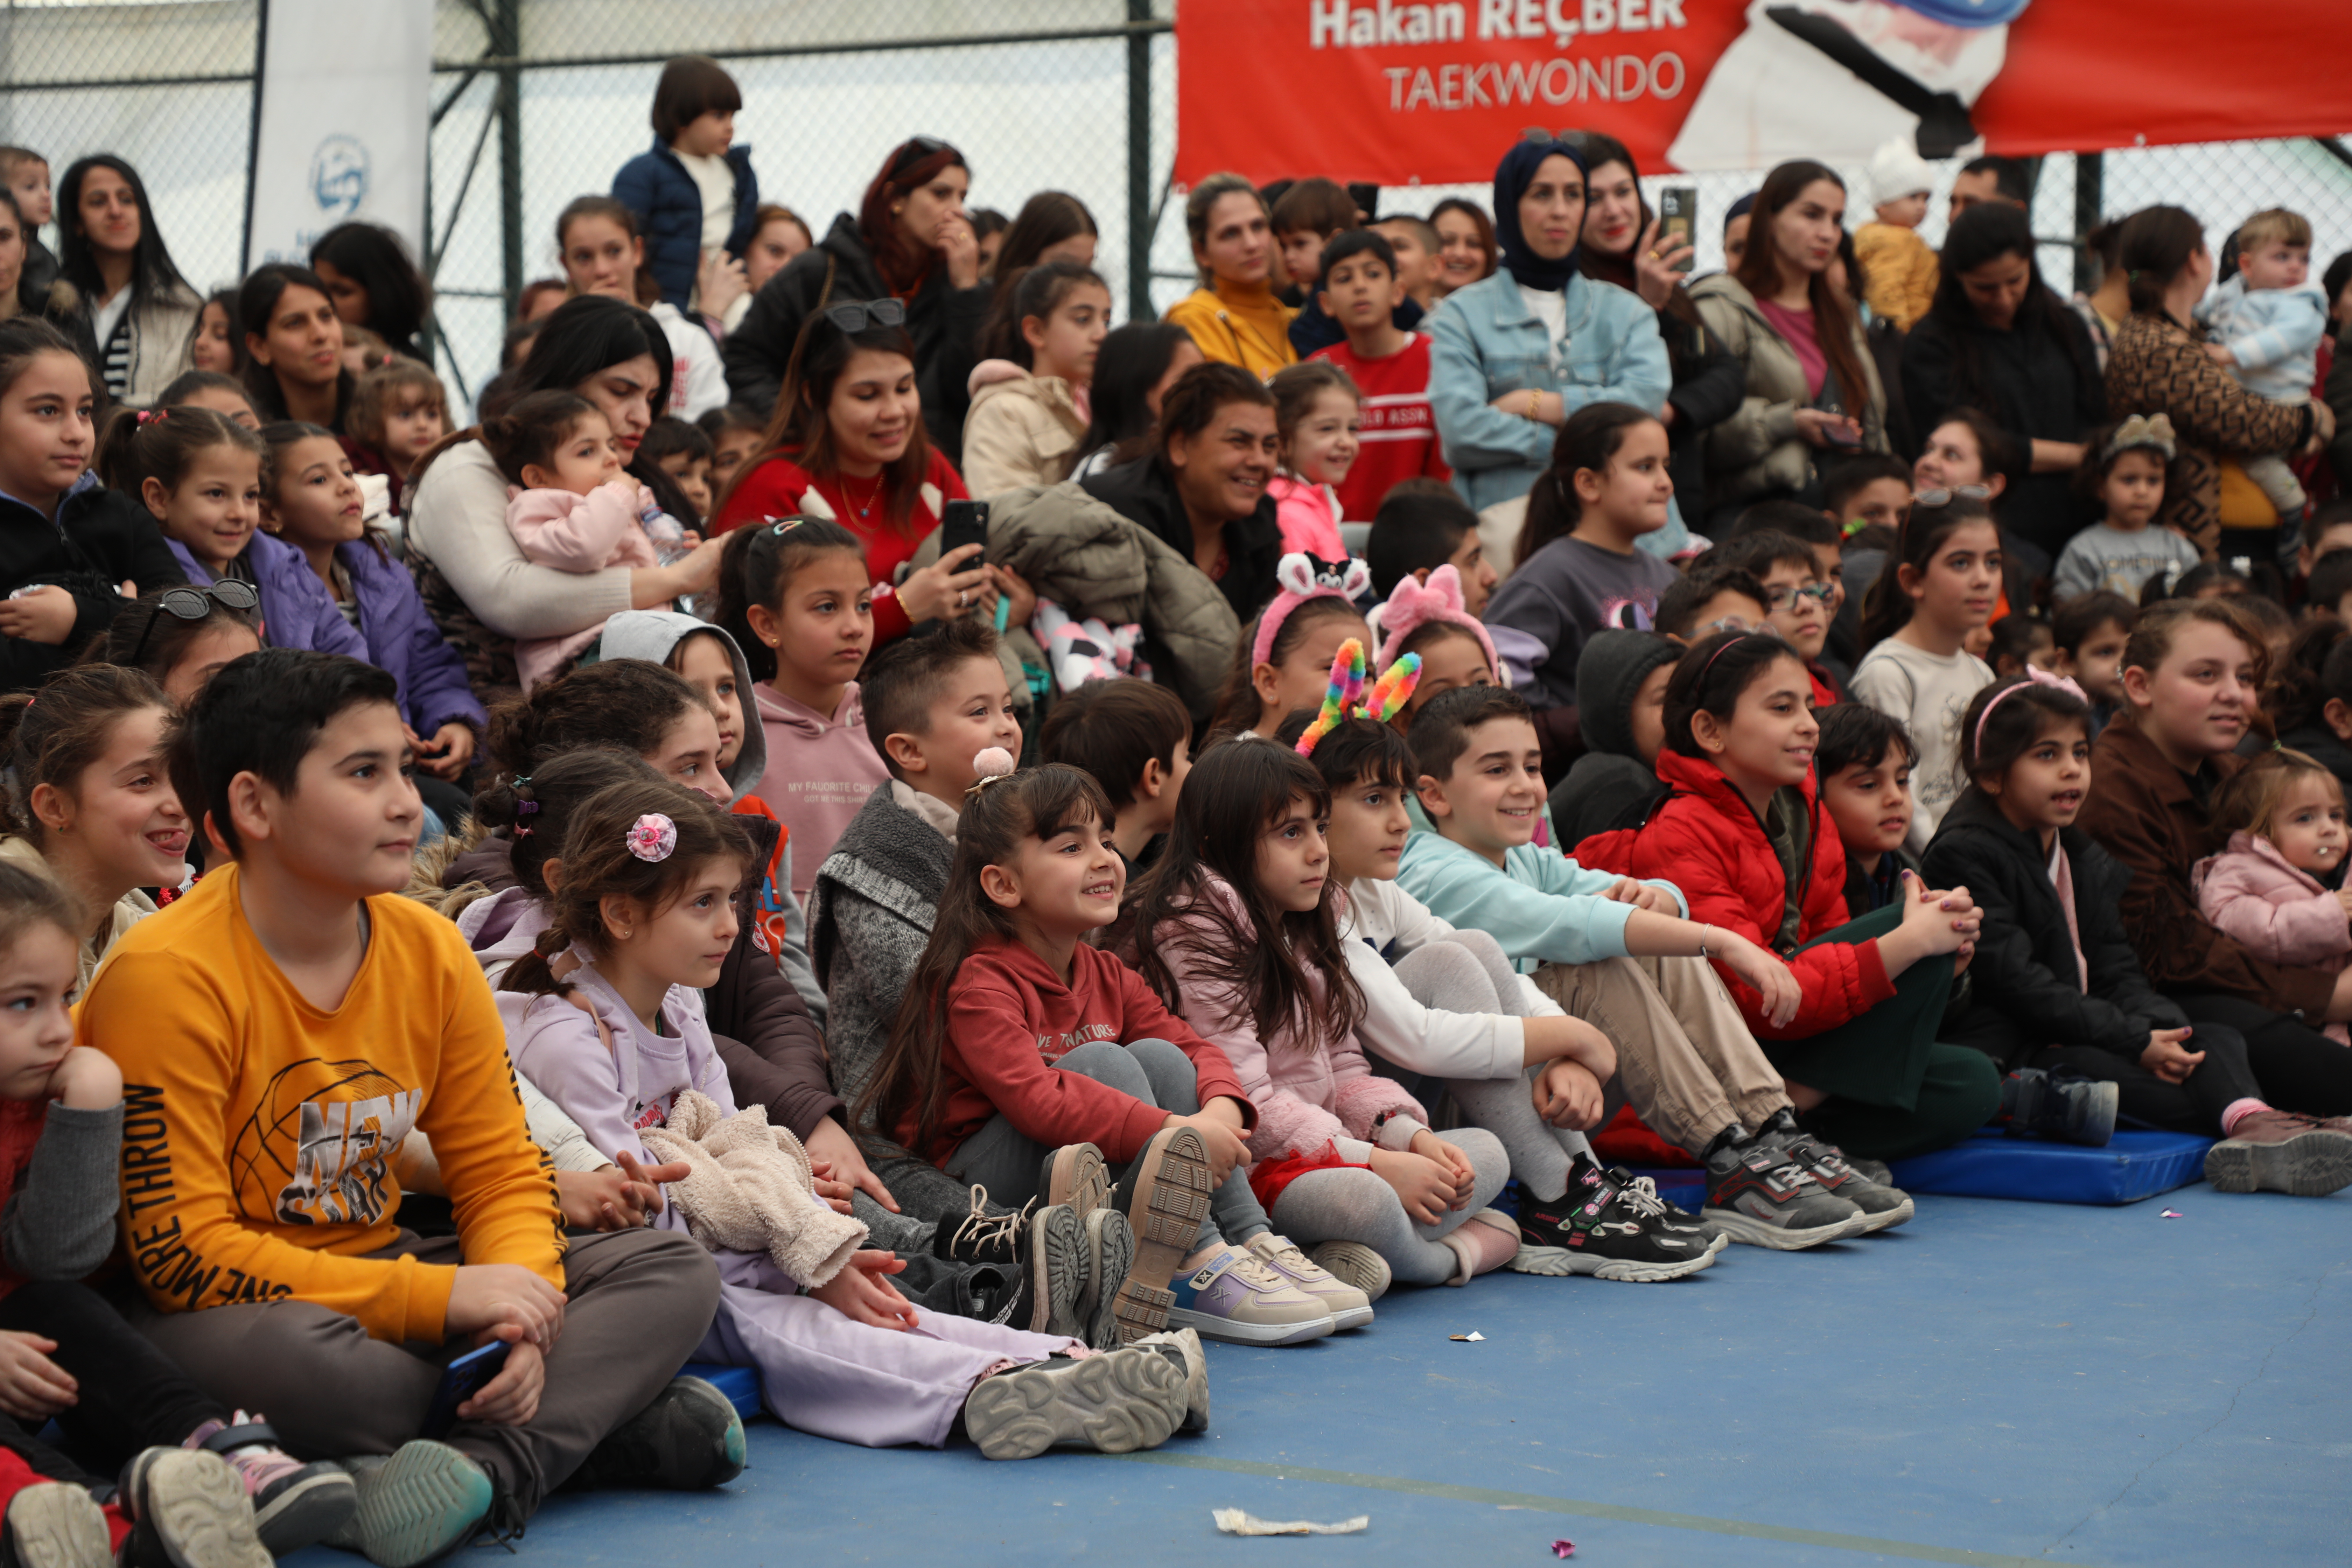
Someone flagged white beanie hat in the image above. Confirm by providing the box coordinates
[1867,138,1935,208]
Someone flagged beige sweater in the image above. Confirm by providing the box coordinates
[640,1090,868,1288]
[960,363,1088,498]
[0,835,156,996]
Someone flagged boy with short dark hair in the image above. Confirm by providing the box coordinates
[1397,686,1891,1249]
[640,416,716,517]
[1370,214,1441,312]
[1653,564,1768,644]
[2048,591,2135,738]
[1814,704,1920,917]
[1035,677,1193,869]
[82,651,737,1567]
[1711,529,1842,702]
[1364,479,1492,611]
[1308,230,1450,521]
[611,55,760,314]
[2305,548,2352,624]
[1823,455,1913,664]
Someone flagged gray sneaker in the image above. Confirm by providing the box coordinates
[116,1448,270,1568]
[1702,1136,1867,1250]
[962,1347,1188,1460]
[1129,1325,1211,1433]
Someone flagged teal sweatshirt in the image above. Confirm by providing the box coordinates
[1396,819,1687,974]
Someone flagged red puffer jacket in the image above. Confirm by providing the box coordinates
[1574,750,1893,1041]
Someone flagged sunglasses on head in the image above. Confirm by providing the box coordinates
[823,298,907,333]
[888,136,951,177]
[126,580,259,667]
[1912,484,1991,509]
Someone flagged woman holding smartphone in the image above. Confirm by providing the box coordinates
[1687,159,1889,533]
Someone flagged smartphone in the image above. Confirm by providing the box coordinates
[421,1339,513,1439]
[940,498,990,562]
[1658,187,1698,272]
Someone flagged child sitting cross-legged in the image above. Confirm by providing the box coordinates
[1919,678,2349,1194]
[860,756,1347,1349]
[0,860,348,1568]
[1274,654,1714,1283]
[502,773,1194,1457]
[1402,682,1910,1247]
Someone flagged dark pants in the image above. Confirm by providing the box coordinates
[2171,994,2352,1117]
[0,1280,226,1487]
[1766,904,2003,1162]
[1945,1008,2260,1134]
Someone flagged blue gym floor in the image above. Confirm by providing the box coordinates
[291,1185,2350,1568]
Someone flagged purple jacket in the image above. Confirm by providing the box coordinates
[336,539,487,736]
[166,532,368,665]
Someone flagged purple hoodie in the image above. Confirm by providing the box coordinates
[335,539,486,736]
[165,531,367,664]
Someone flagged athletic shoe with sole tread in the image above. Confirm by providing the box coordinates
[1702,1138,1867,1250]
[2204,1111,2352,1196]
[1077,1206,1139,1349]
[116,1447,270,1568]
[1129,1326,1211,1433]
[330,1442,490,1568]
[1168,1248,1336,1345]
[962,1347,1187,1460]
[1756,1111,1914,1233]
[1589,1159,1728,1253]
[568,1376,746,1492]
[1513,1178,1714,1281]
[1109,1126,1216,1343]
[2,1481,111,1568]
[931,1190,1086,1336]
[1244,1232,1374,1329]
[1039,1142,1111,1220]
[185,1411,356,1555]
[1306,1239,1393,1303]
[1998,1068,2119,1147]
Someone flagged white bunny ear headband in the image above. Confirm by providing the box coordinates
[1255,551,1372,668]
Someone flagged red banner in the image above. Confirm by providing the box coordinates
[1174,0,2352,184]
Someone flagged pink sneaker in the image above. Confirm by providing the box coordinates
[185,1412,356,1555]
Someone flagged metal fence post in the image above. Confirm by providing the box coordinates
[493,0,523,317]
[240,0,269,271]
[2074,151,2104,293]
[1126,0,1153,323]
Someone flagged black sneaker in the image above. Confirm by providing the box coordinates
[1512,1171,1714,1281]
[1593,1160,1727,1253]
[1702,1135,1865,1250]
[567,1376,746,1492]
[931,1185,1026,1267]
[1757,1109,1914,1233]
[1998,1069,2118,1147]
[933,1193,1085,1336]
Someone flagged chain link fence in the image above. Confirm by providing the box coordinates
[5,1,2349,415]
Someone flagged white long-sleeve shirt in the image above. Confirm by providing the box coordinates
[1336,876,1561,1082]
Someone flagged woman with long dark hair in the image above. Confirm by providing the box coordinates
[237,264,352,430]
[55,154,198,404]
[402,293,723,693]
[1688,159,1888,529]
[1900,202,2105,559]
[310,221,432,363]
[722,136,989,457]
[712,304,993,648]
[1073,322,1202,475]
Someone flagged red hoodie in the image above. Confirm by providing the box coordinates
[908,935,1254,1166]
[1575,750,1894,1041]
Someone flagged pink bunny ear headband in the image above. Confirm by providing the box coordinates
[1374,564,1498,678]
[1972,666,2087,756]
[1294,637,1423,756]
[1253,551,1373,670]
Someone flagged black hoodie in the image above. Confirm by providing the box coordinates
[2,478,186,692]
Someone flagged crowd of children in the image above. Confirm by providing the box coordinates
[5,51,2352,1568]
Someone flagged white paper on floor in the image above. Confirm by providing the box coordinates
[1211,1510,1371,1536]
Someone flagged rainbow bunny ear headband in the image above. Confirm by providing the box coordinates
[1295,637,1422,755]
[1374,563,1498,678]
[1253,551,1374,671]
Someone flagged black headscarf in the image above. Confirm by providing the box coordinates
[1492,138,1587,294]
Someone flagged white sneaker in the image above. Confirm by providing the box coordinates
[1246,1232,1376,1327]
[1166,1248,1335,1346]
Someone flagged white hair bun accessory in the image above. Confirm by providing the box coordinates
[973,746,1017,780]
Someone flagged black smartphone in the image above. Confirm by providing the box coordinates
[940,498,989,561]
[1658,187,1698,272]
[421,1339,513,1439]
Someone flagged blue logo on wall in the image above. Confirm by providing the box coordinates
[310,135,369,220]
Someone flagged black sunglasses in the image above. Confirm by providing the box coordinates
[126,580,259,667]
[823,298,907,333]
[888,136,952,177]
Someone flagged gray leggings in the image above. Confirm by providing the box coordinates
[1268,1126,1512,1286]
[1389,932,1606,1204]
[943,1038,1271,1254]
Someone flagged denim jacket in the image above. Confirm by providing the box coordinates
[1428,268,1671,514]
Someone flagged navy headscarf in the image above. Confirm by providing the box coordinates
[1492,138,1588,294]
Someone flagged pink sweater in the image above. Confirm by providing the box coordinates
[2193,831,2352,1043]
[1153,874,1423,1163]
[1266,475,1346,560]
[505,479,660,690]
[751,682,891,902]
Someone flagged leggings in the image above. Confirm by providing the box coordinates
[943,1038,1272,1255]
[0,1280,226,1482]
[1382,934,1596,1203]
[1268,1128,1512,1287]
[1766,904,2003,1162]
[1945,1007,2261,1134]
[2171,994,2352,1117]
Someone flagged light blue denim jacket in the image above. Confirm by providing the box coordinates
[1429,268,1673,516]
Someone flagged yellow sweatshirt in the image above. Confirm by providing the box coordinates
[79,864,563,1342]
[1853,223,1942,332]
[1164,282,1297,379]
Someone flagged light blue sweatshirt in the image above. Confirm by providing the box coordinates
[2196,274,2328,404]
[1396,821,1687,975]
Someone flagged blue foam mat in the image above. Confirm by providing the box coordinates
[1888,1126,2213,1204]
[680,1362,762,1419]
